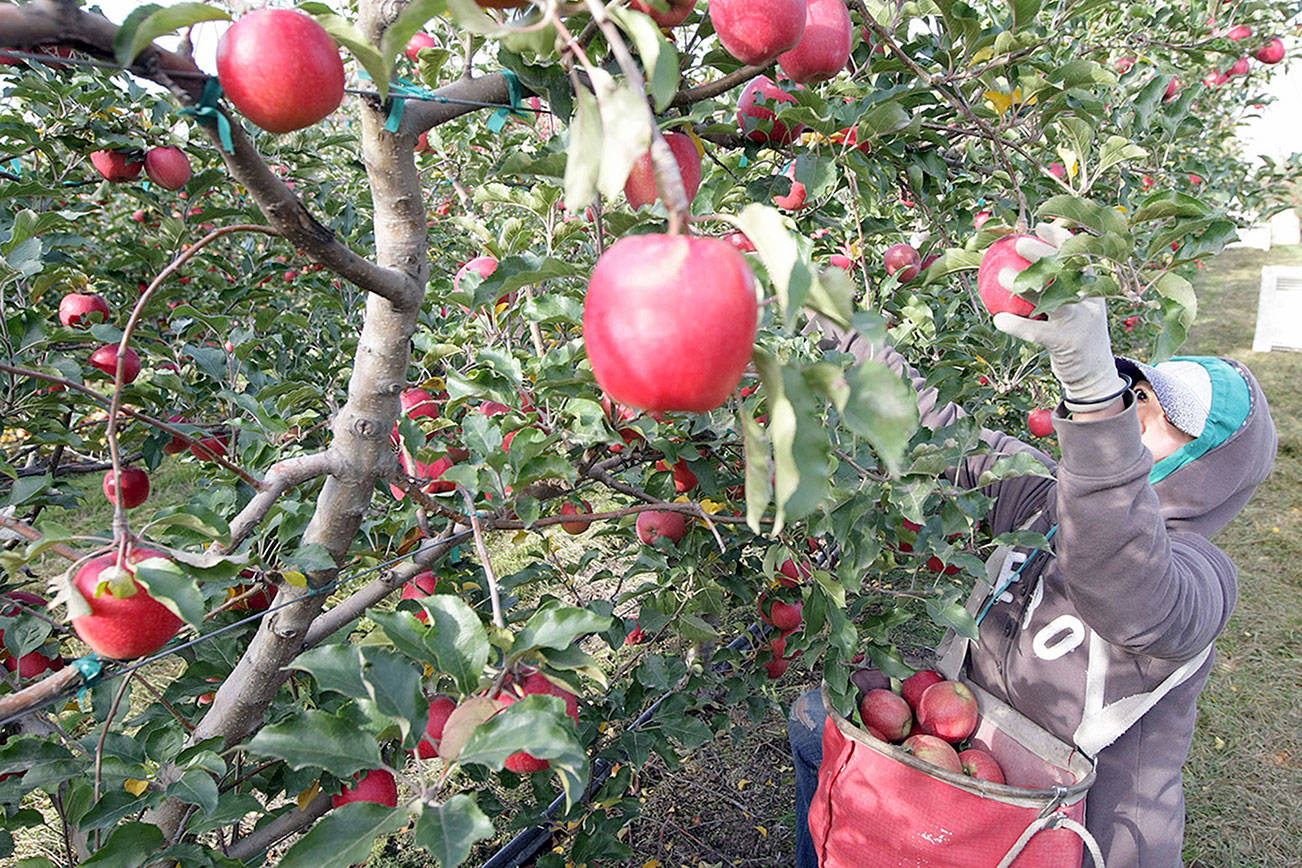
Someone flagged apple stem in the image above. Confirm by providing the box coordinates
[460,486,506,629]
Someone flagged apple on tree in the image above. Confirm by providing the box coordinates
[977,234,1040,317]
[495,669,581,773]
[736,75,805,145]
[400,570,442,623]
[1027,408,1054,438]
[102,466,150,509]
[777,0,853,84]
[624,131,702,210]
[58,292,110,328]
[71,547,185,659]
[559,499,592,535]
[216,9,345,134]
[1256,38,1285,64]
[583,234,758,413]
[143,146,191,190]
[772,162,809,211]
[635,509,687,546]
[332,768,398,808]
[709,0,806,66]
[89,150,142,182]
[883,243,921,282]
[629,0,695,27]
[89,344,142,384]
[414,695,457,759]
[0,592,63,678]
[405,32,437,61]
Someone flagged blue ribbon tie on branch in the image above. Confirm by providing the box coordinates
[487,68,526,134]
[71,654,104,701]
[180,77,234,153]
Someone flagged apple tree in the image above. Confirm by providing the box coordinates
[0,0,1293,864]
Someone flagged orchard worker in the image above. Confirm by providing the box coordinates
[788,226,1278,867]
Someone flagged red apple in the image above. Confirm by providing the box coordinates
[624,131,702,210]
[916,680,979,743]
[1203,70,1227,88]
[859,689,912,741]
[1226,24,1252,41]
[736,75,805,145]
[1049,161,1067,180]
[58,292,110,328]
[143,146,191,190]
[454,256,499,295]
[635,509,688,545]
[584,234,757,413]
[959,748,1006,784]
[777,558,812,587]
[777,0,853,84]
[229,573,277,612]
[405,32,437,61]
[829,125,871,154]
[903,734,963,773]
[1115,56,1135,73]
[476,0,529,6]
[977,234,1038,317]
[1164,76,1182,101]
[332,769,398,808]
[1227,56,1250,76]
[764,599,803,632]
[496,671,580,773]
[883,243,921,282]
[726,231,756,253]
[163,415,190,455]
[89,150,143,182]
[415,695,457,759]
[1256,38,1285,64]
[71,547,185,659]
[1124,314,1140,332]
[763,655,790,678]
[773,163,809,210]
[559,500,592,535]
[1027,408,1054,438]
[102,466,150,509]
[216,9,345,134]
[900,669,944,711]
[828,254,852,270]
[667,457,699,493]
[630,0,695,27]
[190,434,230,461]
[0,592,62,679]
[973,210,992,230]
[400,570,442,623]
[709,0,806,65]
[89,344,142,384]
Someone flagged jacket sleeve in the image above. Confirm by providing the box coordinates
[814,317,1056,536]
[1053,398,1237,661]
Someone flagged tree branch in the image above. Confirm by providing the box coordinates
[223,451,337,552]
[224,792,333,862]
[670,65,769,108]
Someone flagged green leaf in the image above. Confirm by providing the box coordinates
[839,360,919,476]
[80,822,166,868]
[1129,192,1210,224]
[1006,0,1041,30]
[1096,135,1148,175]
[6,474,50,507]
[444,0,509,34]
[246,710,382,778]
[298,3,391,100]
[360,646,425,740]
[753,349,832,533]
[411,595,491,694]
[977,451,1055,485]
[134,557,206,627]
[609,7,680,112]
[287,644,369,698]
[165,769,219,816]
[414,794,495,868]
[378,0,448,73]
[280,802,407,868]
[563,84,602,211]
[731,204,801,325]
[511,599,612,657]
[1036,195,1129,240]
[858,101,911,137]
[79,790,157,834]
[591,69,653,200]
[741,404,773,535]
[926,596,979,641]
[921,248,982,284]
[458,694,589,810]
[283,542,337,573]
[113,3,230,68]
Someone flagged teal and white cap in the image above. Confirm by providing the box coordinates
[1114,357,1215,438]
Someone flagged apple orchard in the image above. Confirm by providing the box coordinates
[0,0,1293,864]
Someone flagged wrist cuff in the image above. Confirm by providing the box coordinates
[1064,374,1132,413]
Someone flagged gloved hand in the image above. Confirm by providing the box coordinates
[992,224,1128,413]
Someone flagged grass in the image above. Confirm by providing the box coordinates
[1179,246,1302,867]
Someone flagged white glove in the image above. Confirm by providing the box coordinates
[992,225,1127,413]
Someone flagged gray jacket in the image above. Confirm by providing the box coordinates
[823,324,1277,866]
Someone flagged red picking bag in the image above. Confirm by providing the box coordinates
[808,682,1102,867]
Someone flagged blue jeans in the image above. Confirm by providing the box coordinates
[788,688,827,868]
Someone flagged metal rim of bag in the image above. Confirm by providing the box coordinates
[819,682,1096,812]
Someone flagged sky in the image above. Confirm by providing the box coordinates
[90,1,1299,164]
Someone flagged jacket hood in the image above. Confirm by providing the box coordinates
[1144,357,1277,537]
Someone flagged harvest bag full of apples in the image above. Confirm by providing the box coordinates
[809,667,1100,867]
